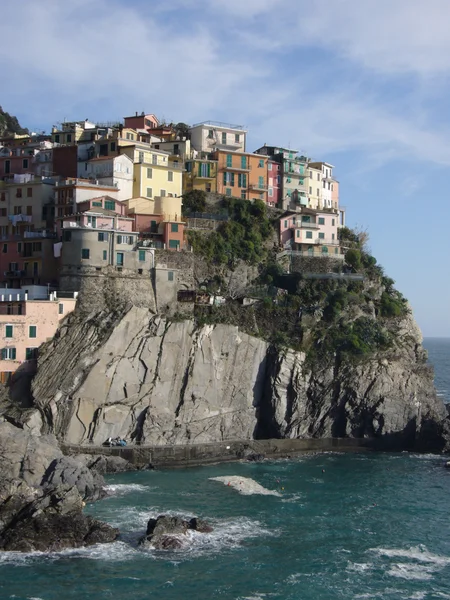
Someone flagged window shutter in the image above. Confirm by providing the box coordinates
[1,348,6,360]
[11,348,16,360]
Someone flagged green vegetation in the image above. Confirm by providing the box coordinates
[182,189,207,214]
[188,198,274,267]
[0,107,28,137]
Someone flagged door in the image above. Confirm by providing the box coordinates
[116,252,124,266]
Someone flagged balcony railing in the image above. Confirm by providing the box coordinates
[248,182,268,191]
[4,270,26,278]
[223,164,251,172]
[294,222,320,230]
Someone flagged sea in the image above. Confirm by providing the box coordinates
[0,338,449,600]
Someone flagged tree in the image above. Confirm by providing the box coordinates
[182,190,207,214]
[345,248,362,270]
[174,122,190,140]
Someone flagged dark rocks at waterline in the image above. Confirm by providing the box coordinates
[0,480,118,552]
[75,453,139,475]
[139,515,213,550]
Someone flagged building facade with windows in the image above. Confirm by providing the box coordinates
[213,151,268,202]
[309,162,335,210]
[279,208,342,257]
[125,196,185,250]
[77,154,134,201]
[183,158,218,194]
[267,159,281,207]
[189,121,247,154]
[0,290,77,383]
[120,146,183,200]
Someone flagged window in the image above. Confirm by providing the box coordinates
[92,201,102,207]
[169,240,179,249]
[116,252,124,266]
[160,189,166,197]
[22,158,29,169]
[152,154,158,165]
[317,173,320,181]
[258,159,264,168]
[17,242,22,253]
[5,325,13,338]
[269,187,273,197]
[241,156,247,169]
[81,248,90,259]
[102,250,107,261]
[319,232,325,239]
[16,188,22,198]
[139,250,146,262]
[98,232,109,242]
[296,230,300,238]
[58,303,64,315]
[146,167,153,179]
[332,233,335,240]
[322,246,328,254]
[66,134,72,143]
[268,163,272,171]
[323,181,326,188]
[318,217,325,225]
[4,161,10,174]
[146,187,152,198]
[258,176,264,189]
[104,200,115,211]
[208,129,214,139]
[168,271,174,281]
[111,142,116,151]
[168,171,173,182]
[55,134,60,143]
[26,206,32,216]
[25,348,38,360]
[63,230,72,242]
[87,215,97,227]
[27,187,32,197]
[241,191,246,199]
[171,223,179,233]
[335,247,339,255]
[306,231,313,239]
[2,244,6,254]
[29,325,37,338]
[226,188,232,197]
[32,242,42,252]
[1,348,16,360]
[235,134,240,143]
[221,132,227,144]
[332,219,335,226]
[226,154,233,167]
[317,188,320,197]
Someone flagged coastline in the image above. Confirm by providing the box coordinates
[61,436,423,470]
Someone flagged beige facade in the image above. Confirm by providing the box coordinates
[189,121,247,153]
[0,294,77,380]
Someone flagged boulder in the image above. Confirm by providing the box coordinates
[41,456,105,502]
[76,454,138,475]
[0,480,118,552]
[139,514,213,550]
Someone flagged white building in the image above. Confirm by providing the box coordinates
[189,121,247,154]
[309,162,335,210]
[77,155,134,201]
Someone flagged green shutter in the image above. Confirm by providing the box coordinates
[241,156,247,169]
[243,174,247,187]
[258,176,264,188]
[226,155,232,167]
[29,325,36,338]
[223,173,227,185]
[238,174,242,187]
[231,173,235,186]
[11,348,16,360]
[1,348,6,360]
[5,325,13,338]
[139,250,145,261]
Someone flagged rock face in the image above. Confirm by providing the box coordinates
[27,307,447,450]
[139,515,212,550]
[0,421,117,552]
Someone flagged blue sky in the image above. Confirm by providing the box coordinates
[2,0,450,336]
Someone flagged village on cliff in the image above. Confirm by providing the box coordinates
[0,113,348,383]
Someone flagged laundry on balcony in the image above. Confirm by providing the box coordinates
[8,214,32,225]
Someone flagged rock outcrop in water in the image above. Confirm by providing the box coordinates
[20,302,447,451]
[0,422,118,552]
[139,515,213,550]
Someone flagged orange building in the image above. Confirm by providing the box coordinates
[212,151,268,203]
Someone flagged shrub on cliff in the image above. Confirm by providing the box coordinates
[182,190,207,214]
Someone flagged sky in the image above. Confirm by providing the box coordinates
[1,0,450,336]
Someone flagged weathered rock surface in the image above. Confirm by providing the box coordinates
[75,454,138,474]
[27,307,448,450]
[139,515,213,550]
[0,421,116,552]
[0,480,118,552]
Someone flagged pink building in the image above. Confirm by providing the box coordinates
[267,160,281,207]
[279,209,342,257]
[0,290,77,383]
[123,113,159,132]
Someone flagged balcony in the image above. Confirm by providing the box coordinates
[4,270,26,278]
[223,164,251,172]
[285,170,307,178]
[24,230,57,239]
[248,182,268,191]
[294,221,320,230]
[194,172,215,180]
[8,214,33,224]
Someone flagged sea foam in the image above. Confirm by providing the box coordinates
[209,476,282,496]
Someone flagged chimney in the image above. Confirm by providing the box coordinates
[135,112,138,117]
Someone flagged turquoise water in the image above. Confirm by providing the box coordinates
[1,452,450,600]
[424,338,450,404]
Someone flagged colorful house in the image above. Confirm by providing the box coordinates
[77,154,134,201]
[184,158,218,194]
[125,195,185,250]
[279,208,341,257]
[0,288,77,384]
[189,121,247,153]
[212,150,268,202]
[267,159,281,207]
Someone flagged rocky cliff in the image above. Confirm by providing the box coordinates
[22,303,447,451]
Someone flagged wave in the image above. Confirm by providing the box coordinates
[387,562,434,581]
[371,546,450,566]
[104,483,152,496]
[209,476,281,496]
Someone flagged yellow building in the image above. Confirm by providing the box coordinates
[306,164,323,210]
[124,195,182,220]
[183,158,218,194]
[120,145,183,200]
